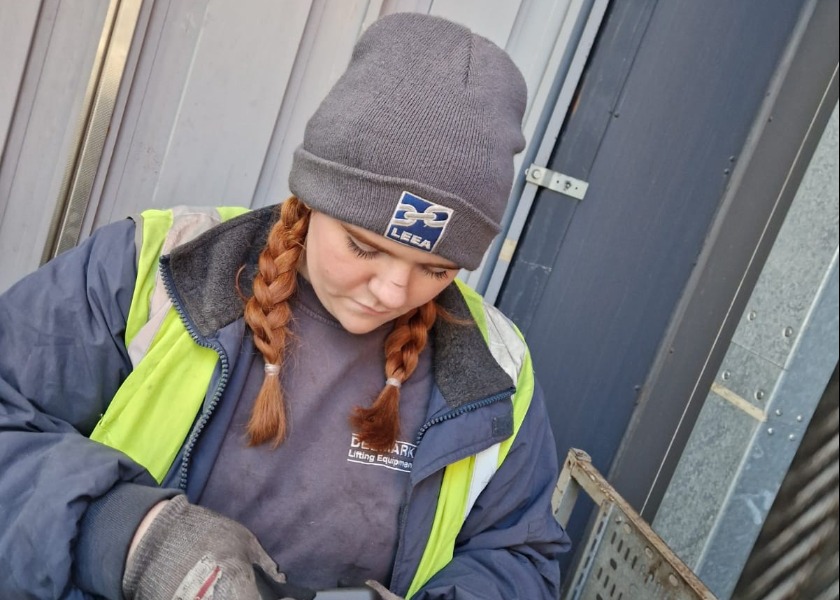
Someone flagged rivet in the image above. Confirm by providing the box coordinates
[623,523,632,534]
[767,428,774,435]
[722,370,731,381]
[668,574,679,587]
[755,390,765,400]
[564,181,572,190]
[775,409,782,416]
[532,169,542,179]
[747,310,757,321]
[796,415,803,422]
[644,547,653,558]
[783,326,794,338]
[788,434,796,441]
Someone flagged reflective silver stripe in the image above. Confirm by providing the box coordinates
[127,206,227,367]
[463,303,529,520]
[464,443,501,520]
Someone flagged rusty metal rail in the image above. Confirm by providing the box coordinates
[553,449,718,600]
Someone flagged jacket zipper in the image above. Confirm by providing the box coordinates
[392,387,514,593]
[159,255,232,491]
[413,388,514,445]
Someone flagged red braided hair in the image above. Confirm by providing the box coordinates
[349,301,438,451]
[243,198,310,446]
[244,197,440,450]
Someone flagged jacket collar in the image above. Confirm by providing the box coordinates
[166,206,513,409]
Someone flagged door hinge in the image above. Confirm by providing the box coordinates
[525,164,588,200]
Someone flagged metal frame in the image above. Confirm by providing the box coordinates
[554,449,717,600]
[42,0,143,261]
[465,0,610,297]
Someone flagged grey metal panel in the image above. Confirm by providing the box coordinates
[496,0,658,331]
[252,0,381,211]
[85,0,312,231]
[430,0,521,49]
[701,257,837,597]
[653,101,839,597]
[652,392,761,568]
[731,367,839,600]
[479,0,609,298]
[499,0,806,470]
[495,0,815,575]
[0,1,41,166]
[610,0,839,519]
[0,0,111,292]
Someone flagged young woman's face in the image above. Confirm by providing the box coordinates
[299,211,460,334]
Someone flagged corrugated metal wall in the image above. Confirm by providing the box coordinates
[0,0,596,292]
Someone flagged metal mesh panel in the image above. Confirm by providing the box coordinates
[554,449,717,600]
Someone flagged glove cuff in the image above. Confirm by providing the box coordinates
[122,494,194,597]
[74,483,178,599]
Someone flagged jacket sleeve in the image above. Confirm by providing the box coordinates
[413,383,572,600]
[0,220,175,600]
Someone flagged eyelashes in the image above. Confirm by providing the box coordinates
[345,236,452,280]
[346,236,377,259]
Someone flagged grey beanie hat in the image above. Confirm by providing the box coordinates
[288,12,527,270]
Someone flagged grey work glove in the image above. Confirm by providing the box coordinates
[123,495,297,600]
[365,581,404,600]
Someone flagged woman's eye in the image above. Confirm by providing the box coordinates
[422,267,452,280]
[346,236,378,259]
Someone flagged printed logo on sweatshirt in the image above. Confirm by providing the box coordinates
[346,433,417,473]
[384,191,453,252]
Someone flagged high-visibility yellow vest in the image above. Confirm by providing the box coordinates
[90,206,534,596]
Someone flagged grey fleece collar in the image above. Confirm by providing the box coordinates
[166,206,513,408]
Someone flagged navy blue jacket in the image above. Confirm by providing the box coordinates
[0,208,570,599]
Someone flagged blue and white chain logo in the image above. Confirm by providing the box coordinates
[384,191,454,252]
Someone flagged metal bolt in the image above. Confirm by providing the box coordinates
[644,547,653,558]
[722,370,731,381]
[783,326,794,338]
[796,415,803,422]
[747,311,757,321]
[532,169,542,179]
[788,434,796,441]
[767,428,774,435]
[564,181,572,190]
[775,409,782,416]
[755,390,765,400]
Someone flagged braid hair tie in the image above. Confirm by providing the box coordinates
[385,377,402,389]
[264,363,281,377]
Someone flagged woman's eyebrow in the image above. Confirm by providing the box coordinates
[345,225,459,270]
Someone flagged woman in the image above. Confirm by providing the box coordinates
[0,12,570,599]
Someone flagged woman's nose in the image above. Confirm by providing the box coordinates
[370,267,410,309]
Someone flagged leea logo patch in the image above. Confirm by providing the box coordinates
[384,191,453,252]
